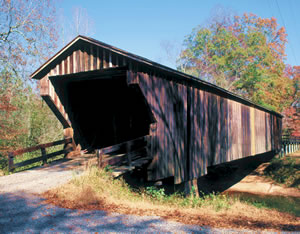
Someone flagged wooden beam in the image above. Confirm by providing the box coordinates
[42,95,70,128]
[11,138,72,156]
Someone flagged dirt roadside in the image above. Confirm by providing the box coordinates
[226,152,300,197]
[43,152,300,232]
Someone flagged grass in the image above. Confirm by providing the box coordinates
[53,166,234,212]
[229,192,300,217]
[263,155,300,189]
[43,166,300,232]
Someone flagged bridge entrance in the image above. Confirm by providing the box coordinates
[50,68,155,150]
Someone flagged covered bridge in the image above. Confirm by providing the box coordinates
[31,35,282,184]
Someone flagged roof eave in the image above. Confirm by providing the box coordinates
[30,35,83,80]
[30,35,283,118]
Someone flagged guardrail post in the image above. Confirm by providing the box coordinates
[293,143,295,152]
[41,147,47,165]
[97,149,103,168]
[280,147,284,158]
[8,152,14,172]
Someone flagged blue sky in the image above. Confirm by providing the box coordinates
[59,0,300,69]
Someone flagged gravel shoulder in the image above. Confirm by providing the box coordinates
[0,156,218,233]
[0,156,87,194]
[0,192,211,233]
[1,154,299,232]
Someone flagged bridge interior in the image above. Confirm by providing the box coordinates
[50,69,154,150]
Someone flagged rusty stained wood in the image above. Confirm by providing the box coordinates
[133,70,282,183]
[33,38,283,184]
[43,59,283,184]
[39,42,124,128]
[136,72,189,183]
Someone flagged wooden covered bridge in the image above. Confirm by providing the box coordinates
[30,35,282,185]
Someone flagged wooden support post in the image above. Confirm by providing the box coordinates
[97,149,103,168]
[146,136,151,157]
[97,150,99,168]
[41,147,47,165]
[126,141,132,168]
[63,128,76,157]
[8,152,14,172]
[182,179,199,197]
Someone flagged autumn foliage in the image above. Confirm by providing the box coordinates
[0,0,62,154]
[178,13,295,113]
[282,66,300,136]
[0,85,17,149]
[282,105,300,137]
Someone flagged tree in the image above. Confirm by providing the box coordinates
[282,104,300,137]
[281,65,300,136]
[0,0,62,153]
[0,72,19,151]
[58,6,95,46]
[0,0,58,78]
[177,13,294,112]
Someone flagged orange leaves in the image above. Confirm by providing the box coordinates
[179,12,294,112]
[282,105,300,136]
[277,27,288,42]
[0,0,58,79]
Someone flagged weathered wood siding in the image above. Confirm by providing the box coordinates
[130,71,282,183]
[39,41,142,128]
[131,72,188,183]
[36,37,282,184]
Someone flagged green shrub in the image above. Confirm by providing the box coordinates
[145,186,166,201]
[0,153,8,175]
[264,157,300,188]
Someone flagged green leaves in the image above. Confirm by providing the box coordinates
[177,13,294,112]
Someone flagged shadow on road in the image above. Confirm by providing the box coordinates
[0,192,204,232]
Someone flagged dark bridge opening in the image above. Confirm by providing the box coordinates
[50,68,154,150]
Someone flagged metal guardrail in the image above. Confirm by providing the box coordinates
[280,135,300,157]
[7,138,73,172]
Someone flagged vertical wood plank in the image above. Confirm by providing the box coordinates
[109,51,112,68]
[64,57,68,74]
[96,47,100,69]
[116,54,119,66]
[250,107,256,155]
[90,44,93,70]
[103,49,107,68]
[70,53,74,74]
[84,45,88,71]
[59,63,62,75]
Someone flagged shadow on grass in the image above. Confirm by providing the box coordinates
[264,156,300,188]
[122,151,276,196]
[225,191,300,217]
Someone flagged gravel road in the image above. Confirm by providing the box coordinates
[0,157,210,233]
[0,158,84,194]
[0,157,288,233]
[0,192,214,233]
